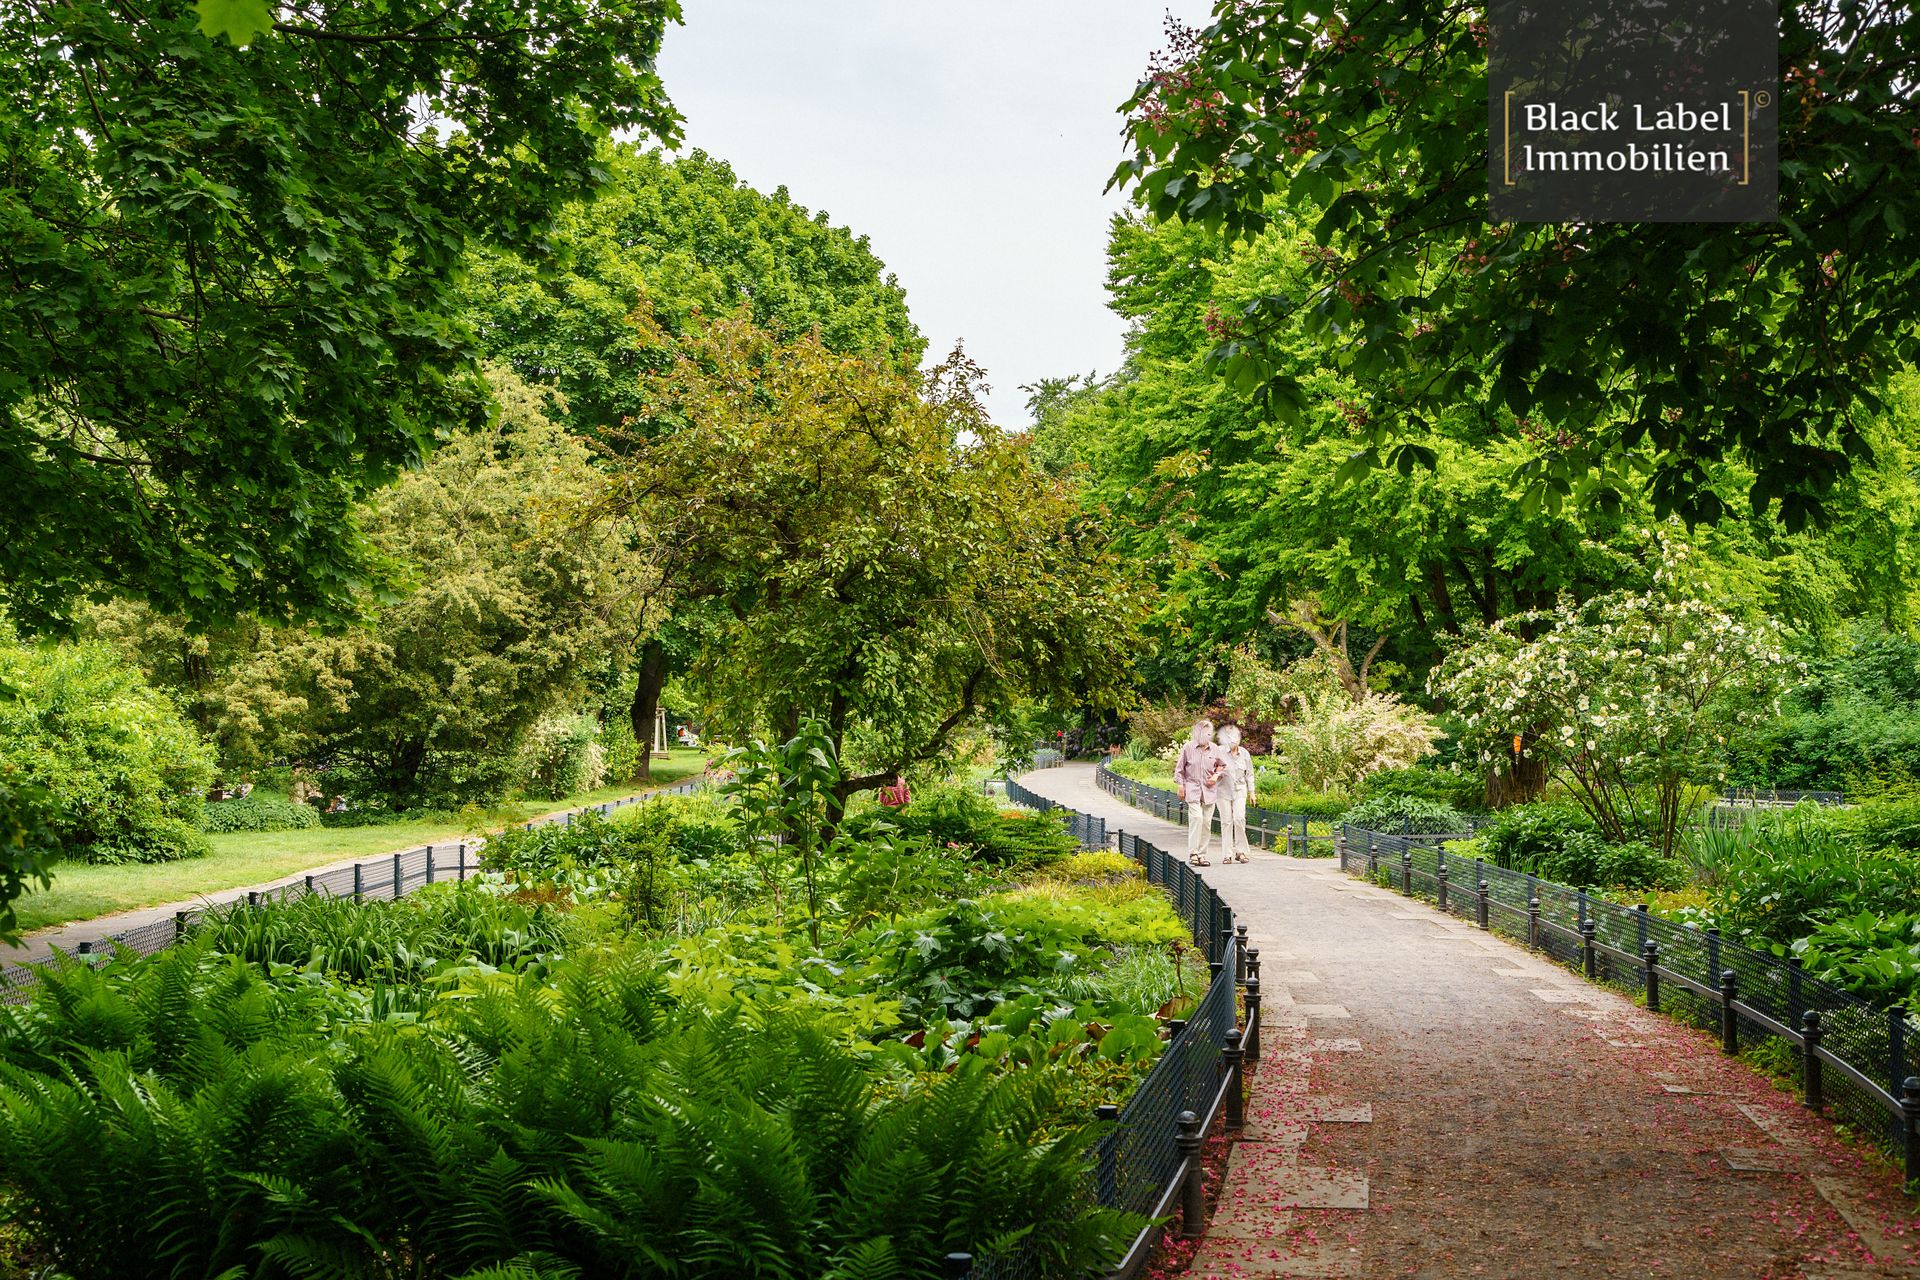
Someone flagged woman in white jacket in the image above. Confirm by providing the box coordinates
[1217,724,1255,864]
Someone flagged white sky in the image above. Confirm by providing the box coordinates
[656,2,1217,427]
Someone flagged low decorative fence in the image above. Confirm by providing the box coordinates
[970,792,1257,1280]
[1094,760,1348,855]
[1338,824,1920,1182]
[0,780,703,1003]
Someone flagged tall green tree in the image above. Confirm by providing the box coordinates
[463,146,924,774]
[0,0,682,631]
[1113,1,1920,527]
[598,311,1145,807]
[97,369,643,808]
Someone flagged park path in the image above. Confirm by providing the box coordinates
[1016,763,1920,1280]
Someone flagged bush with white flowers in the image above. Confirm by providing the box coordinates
[1432,578,1802,855]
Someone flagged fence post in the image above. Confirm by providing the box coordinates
[353,863,363,903]
[1801,1010,1824,1112]
[1636,904,1650,958]
[1720,970,1740,1054]
[1235,925,1249,983]
[1477,880,1490,930]
[1643,941,1661,1013]
[1367,833,1378,877]
[1581,919,1597,981]
[1220,925,1235,970]
[1707,928,1721,991]
[943,1254,974,1279]
[1527,898,1541,950]
[1297,814,1307,856]
[425,845,435,885]
[1904,1078,1920,1185]
[1244,977,1262,1064]
[247,890,260,908]
[1168,1019,1188,1041]
[457,840,468,881]
[392,851,404,900]
[1892,1007,1909,1110]
[1176,1110,1205,1237]
[1577,889,1589,933]
[174,910,188,941]
[1401,849,1412,895]
[1437,863,1449,911]
[1095,1104,1120,1205]
[1223,1028,1245,1130]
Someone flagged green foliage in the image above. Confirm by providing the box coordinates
[600,313,1146,795]
[1337,793,1470,835]
[1,0,681,629]
[1839,798,1920,854]
[0,943,1136,1280]
[0,775,59,943]
[187,885,568,985]
[98,368,643,810]
[1788,912,1920,1008]
[1699,815,1920,949]
[1116,2,1920,527]
[1478,804,1600,871]
[0,634,214,866]
[847,785,1081,869]
[1357,767,1487,814]
[465,147,923,440]
[517,715,609,802]
[1730,624,1920,792]
[198,792,321,835]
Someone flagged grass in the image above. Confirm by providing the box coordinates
[12,750,709,934]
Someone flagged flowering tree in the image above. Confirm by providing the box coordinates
[1433,589,1803,854]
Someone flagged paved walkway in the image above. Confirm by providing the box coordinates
[1017,764,1920,1280]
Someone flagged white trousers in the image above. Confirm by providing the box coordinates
[1186,796,1216,860]
[1220,788,1250,859]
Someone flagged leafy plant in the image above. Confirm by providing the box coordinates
[198,791,322,834]
[1338,793,1470,835]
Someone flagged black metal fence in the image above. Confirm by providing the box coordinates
[1094,760,1345,855]
[1003,775,1110,850]
[1338,824,1920,1182]
[0,781,705,1004]
[976,794,1256,1280]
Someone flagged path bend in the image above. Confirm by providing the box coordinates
[1016,762,1920,1280]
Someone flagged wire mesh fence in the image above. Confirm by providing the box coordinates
[1003,776,1110,850]
[1339,824,1920,1179]
[0,781,707,1006]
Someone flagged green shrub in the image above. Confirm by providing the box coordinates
[1837,797,1920,855]
[1357,765,1487,813]
[198,791,322,834]
[847,785,1080,867]
[1704,816,1920,948]
[1533,833,1686,890]
[516,712,607,800]
[1478,803,1599,871]
[1338,792,1470,834]
[0,636,215,864]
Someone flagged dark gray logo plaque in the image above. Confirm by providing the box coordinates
[1488,0,1777,222]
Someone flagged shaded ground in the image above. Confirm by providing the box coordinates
[1018,763,1920,1280]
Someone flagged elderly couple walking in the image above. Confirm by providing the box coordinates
[1172,720,1256,866]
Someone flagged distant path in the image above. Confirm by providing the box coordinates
[2,781,693,967]
[1018,763,1920,1280]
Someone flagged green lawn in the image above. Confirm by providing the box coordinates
[13,750,709,933]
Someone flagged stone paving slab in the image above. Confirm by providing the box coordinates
[1188,1238,1360,1278]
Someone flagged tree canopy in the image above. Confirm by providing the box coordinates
[597,311,1146,804]
[1113,1,1920,527]
[0,0,682,630]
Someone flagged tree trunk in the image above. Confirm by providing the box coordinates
[1485,750,1548,808]
[627,637,669,783]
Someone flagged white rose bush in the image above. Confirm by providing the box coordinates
[1432,586,1803,856]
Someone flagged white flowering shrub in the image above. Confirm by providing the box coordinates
[1268,680,1443,793]
[517,713,609,801]
[1431,579,1803,855]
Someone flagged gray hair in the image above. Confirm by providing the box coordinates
[1218,724,1242,747]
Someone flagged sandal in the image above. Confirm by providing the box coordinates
[1189,856,1211,867]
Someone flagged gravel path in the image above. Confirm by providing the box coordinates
[1016,764,1920,1280]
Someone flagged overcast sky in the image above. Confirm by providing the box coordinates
[655,2,1216,427]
